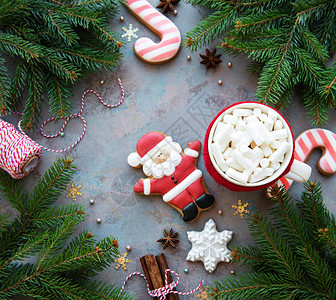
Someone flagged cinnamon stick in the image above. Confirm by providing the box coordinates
[140,256,158,300]
[155,253,179,300]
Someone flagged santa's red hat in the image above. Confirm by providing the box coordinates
[127,132,173,167]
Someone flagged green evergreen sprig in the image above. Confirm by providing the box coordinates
[210,182,336,299]
[0,157,132,300]
[0,0,123,131]
[185,0,336,125]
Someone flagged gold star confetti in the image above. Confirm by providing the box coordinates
[195,286,209,299]
[66,182,82,201]
[115,252,131,270]
[232,200,249,219]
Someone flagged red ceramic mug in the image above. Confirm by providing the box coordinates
[203,102,312,192]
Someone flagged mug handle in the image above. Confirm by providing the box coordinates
[284,159,312,182]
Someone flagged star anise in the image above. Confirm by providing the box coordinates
[157,228,180,249]
[199,48,222,69]
[156,0,179,13]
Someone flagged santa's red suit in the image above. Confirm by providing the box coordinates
[128,132,214,222]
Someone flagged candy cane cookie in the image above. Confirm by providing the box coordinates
[267,128,336,195]
[125,0,181,64]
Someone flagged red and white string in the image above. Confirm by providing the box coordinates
[120,269,203,299]
[19,78,125,153]
[0,78,124,178]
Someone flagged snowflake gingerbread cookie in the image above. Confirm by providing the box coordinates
[186,219,232,273]
[127,131,215,222]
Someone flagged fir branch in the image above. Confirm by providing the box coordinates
[0,158,128,299]
[0,54,10,114]
[185,7,237,51]
[211,182,336,299]
[21,62,44,131]
[250,213,302,283]
[28,157,76,213]
[7,58,27,111]
[186,0,336,124]
[46,75,73,117]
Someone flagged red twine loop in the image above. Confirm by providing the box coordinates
[120,269,203,299]
[0,78,124,178]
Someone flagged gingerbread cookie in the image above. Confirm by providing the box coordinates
[127,131,215,222]
[124,0,181,64]
[267,128,336,195]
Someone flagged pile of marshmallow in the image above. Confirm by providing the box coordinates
[210,106,291,184]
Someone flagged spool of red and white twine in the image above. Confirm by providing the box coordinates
[0,78,124,179]
[120,269,203,299]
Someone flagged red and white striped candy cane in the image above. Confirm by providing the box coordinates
[120,269,203,299]
[125,0,181,64]
[267,128,336,194]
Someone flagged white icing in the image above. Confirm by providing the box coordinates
[143,178,150,195]
[186,219,233,273]
[184,148,198,158]
[127,152,141,167]
[138,8,154,18]
[163,169,202,202]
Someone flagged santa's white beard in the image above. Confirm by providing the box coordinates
[142,144,182,179]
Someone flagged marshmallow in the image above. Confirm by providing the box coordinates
[260,158,270,168]
[226,167,249,184]
[250,146,264,161]
[226,157,244,172]
[254,167,274,177]
[223,147,233,159]
[245,115,259,124]
[233,108,252,117]
[235,117,246,131]
[240,145,253,156]
[210,143,229,172]
[270,129,288,140]
[219,137,231,152]
[223,114,238,125]
[260,143,273,157]
[259,114,274,131]
[214,122,234,143]
[249,174,267,183]
[270,161,281,171]
[210,105,291,184]
[231,149,253,169]
[244,156,262,176]
[269,141,290,163]
[270,140,281,149]
[253,120,274,144]
[245,122,265,146]
[210,143,225,166]
[253,107,262,116]
[268,109,278,121]
[274,120,283,130]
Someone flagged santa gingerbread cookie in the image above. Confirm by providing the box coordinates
[127,132,215,222]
